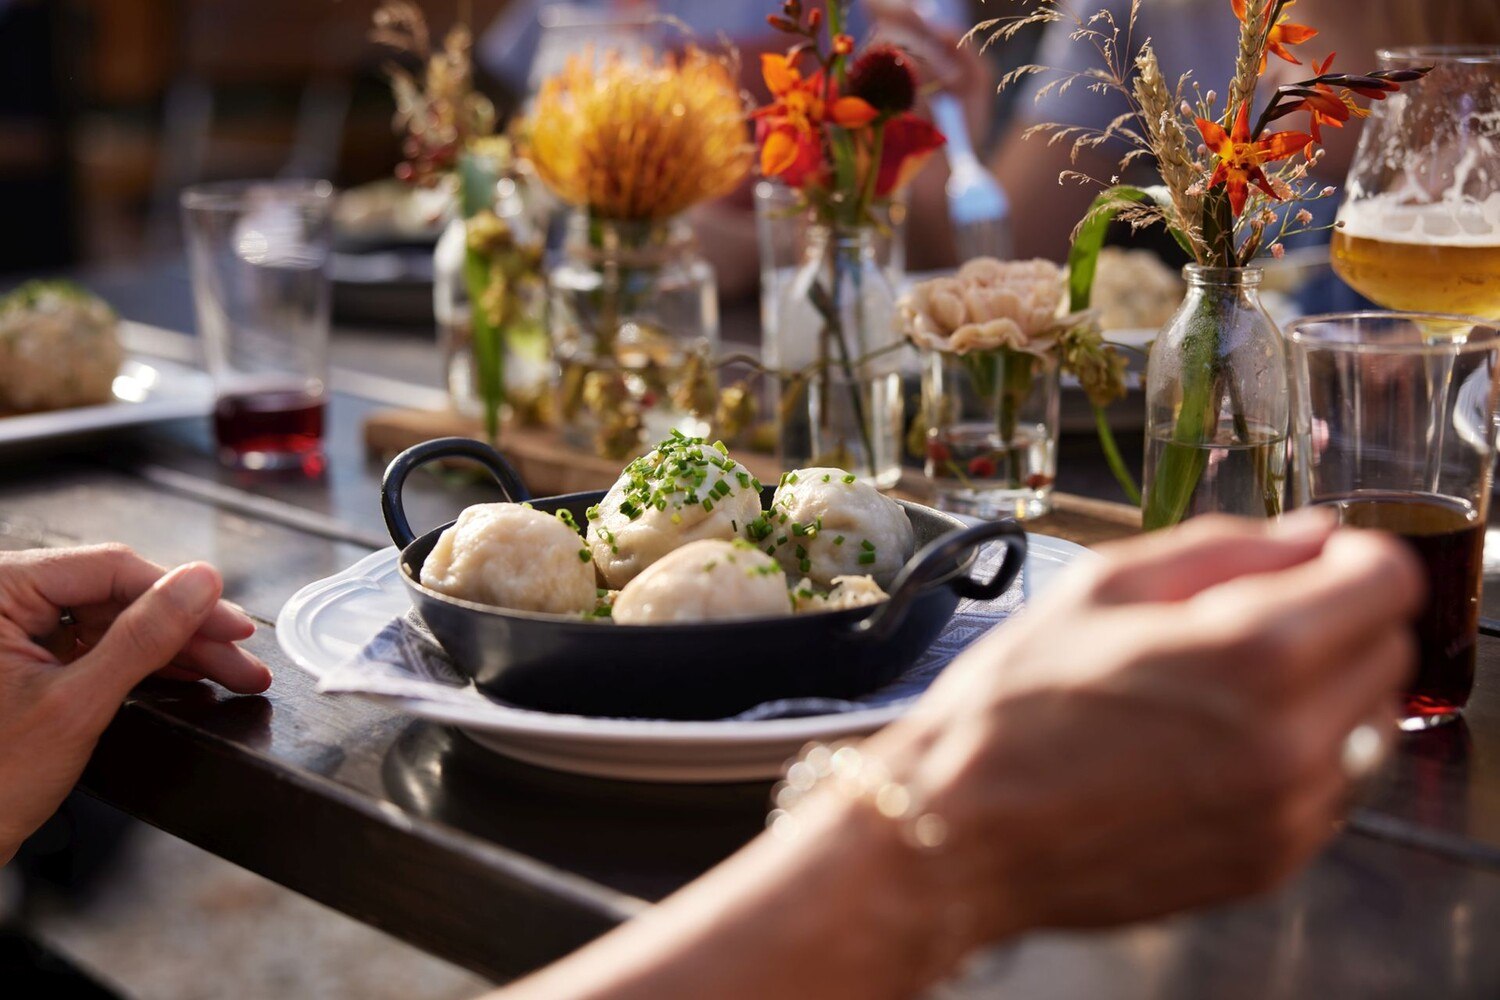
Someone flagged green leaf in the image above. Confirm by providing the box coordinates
[1067,185,1192,312]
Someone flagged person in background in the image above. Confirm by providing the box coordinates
[478,0,997,298]
[1,513,1424,997]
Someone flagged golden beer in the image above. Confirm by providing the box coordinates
[1331,229,1500,318]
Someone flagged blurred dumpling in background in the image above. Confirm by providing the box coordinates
[0,281,123,413]
[421,503,597,615]
[586,433,764,589]
[612,539,790,625]
[753,469,915,589]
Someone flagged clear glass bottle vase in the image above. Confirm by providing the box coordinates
[1141,264,1288,529]
[432,165,549,430]
[773,223,905,488]
[549,211,719,459]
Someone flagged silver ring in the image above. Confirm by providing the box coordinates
[1341,723,1385,782]
[57,607,77,628]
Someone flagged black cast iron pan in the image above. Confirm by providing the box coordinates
[382,437,1027,720]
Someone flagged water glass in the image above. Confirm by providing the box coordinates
[1288,311,1500,730]
[182,180,334,471]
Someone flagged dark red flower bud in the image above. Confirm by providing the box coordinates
[767,14,797,32]
[807,8,822,30]
[848,44,917,114]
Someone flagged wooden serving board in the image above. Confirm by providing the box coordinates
[362,406,1142,549]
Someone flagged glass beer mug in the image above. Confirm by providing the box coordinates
[1331,47,1500,319]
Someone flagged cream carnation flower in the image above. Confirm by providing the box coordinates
[897,258,1064,357]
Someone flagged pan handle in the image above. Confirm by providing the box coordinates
[381,437,532,548]
[853,520,1028,642]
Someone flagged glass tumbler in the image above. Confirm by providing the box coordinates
[1288,311,1500,730]
[182,179,334,471]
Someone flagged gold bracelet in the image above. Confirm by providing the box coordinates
[767,741,949,851]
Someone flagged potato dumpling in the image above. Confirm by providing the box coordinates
[587,432,764,589]
[752,468,915,589]
[791,575,888,613]
[420,503,596,615]
[0,281,123,413]
[613,539,790,625]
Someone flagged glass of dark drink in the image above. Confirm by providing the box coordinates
[1288,312,1500,730]
[182,180,334,471]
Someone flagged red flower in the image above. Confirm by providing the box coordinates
[1232,0,1318,70]
[1290,54,1355,142]
[926,440,951,463]
[873,113,945,198]
[967,456,997,478]
[1195,104,1311,216]
[754,53,877,187]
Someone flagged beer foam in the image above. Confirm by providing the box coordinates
[1338,194,1500,246]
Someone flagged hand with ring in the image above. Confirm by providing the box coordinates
[0,544,270,865]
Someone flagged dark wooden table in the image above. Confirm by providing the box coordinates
[7,264,1500,996]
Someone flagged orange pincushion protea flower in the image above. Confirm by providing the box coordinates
[526,47,752,221]
[1195,105,1311,216]
[1232,0,1317,69]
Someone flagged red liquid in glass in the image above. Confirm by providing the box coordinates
[1317,493,1482,726]
[213,390,325,461]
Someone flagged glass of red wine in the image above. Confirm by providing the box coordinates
[181,180,334,472]
[1288,312,1500,730]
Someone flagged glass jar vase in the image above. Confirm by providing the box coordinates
[773,223,905,488]
[1141,265,1288,529]
[433,165,550,432]
[920,347,1060,519]
[549,212,719,459]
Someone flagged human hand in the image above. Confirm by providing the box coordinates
[867,513,1423,951]
[0,544,270,864]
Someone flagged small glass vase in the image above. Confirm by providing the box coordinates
[1141,265,1288,529]
[549,211,719,459]
[920,347,1060,520]
[433,166,550,431]
[774,223,905,488]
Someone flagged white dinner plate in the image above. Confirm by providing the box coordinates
[0,354,213,448]
[277,533,1092,782]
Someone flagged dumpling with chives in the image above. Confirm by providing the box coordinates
[586,432,765,589]
[751,468,915,589]
[613,539,790,625]
[420,503,597,615]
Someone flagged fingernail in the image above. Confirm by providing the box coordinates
[161,562,219,614]
[1276,507,1336,541]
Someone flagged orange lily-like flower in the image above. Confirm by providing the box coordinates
[1231,0,1318,70]
[755,53,877,183]
[1195,104,1311,216]
[1293,53,1359,142]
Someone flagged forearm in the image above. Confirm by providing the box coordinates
[490,790,956,1000]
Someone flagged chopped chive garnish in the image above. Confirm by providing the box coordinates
[858,552,876,565]
[861,539,876,551]
[800,558,811,572]
[794,545,807,559]
[713,480,731,497]
[737,472,751,488]
[702,499,714,512]
[776,534,789,545]
[791,523,807,537]
[842,474,856,484]
[578,548,592,563]
[713,440,728,455]
[822,474,831,483]
[787,472,799,484]
[834,535,845,545]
